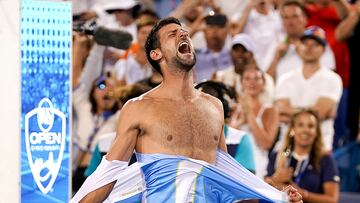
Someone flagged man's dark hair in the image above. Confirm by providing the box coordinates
[280,0,307,17]
[145,17,181,75]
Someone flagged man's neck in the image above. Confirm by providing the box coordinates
[150,72,163,84]
[302,61,321,79]
[161,69,196,101]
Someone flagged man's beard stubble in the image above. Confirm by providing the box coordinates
[174,52,196,72]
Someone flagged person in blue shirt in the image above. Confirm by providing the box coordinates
[265,109,340,203]
[194,13,232,82]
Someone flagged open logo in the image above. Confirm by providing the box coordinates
[24,98,66,194]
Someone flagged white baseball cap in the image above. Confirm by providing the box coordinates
[104,0,141,13]
[231,33,255,53]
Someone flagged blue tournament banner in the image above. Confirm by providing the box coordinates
[20,0,71,202]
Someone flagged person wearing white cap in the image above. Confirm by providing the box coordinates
[231,0,284,71]
[98,0,142,75]
[214,33,275,104]
[103,0,141,40]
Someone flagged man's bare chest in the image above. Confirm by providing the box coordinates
[140,102,222,147]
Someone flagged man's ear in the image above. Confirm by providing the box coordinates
[150,49,162,61]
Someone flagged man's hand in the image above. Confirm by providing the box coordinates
[283,185,303,203]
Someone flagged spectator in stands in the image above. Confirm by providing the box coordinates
[334,0,360,149]
[335,0,360,42]
[232,0,284,70]
[118,9,160,61]
[214,33,275,104]
[72,34,120,192]
[72,75,120,192]
[304,0,352,149]
[195,80,256,173]
[275,26,342,151]
[103,0,141,39]
[101,0,141,71]
[114,16,158,85]
[84,83,152,177]
[229,64,280,178]
[195,13,232,82]
[266,109,340,203]
[72,0,109,23]
[264,0,335,81]
[170,0,222,49]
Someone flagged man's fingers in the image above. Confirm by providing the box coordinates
[282,185,303,203]
[289,191,302,202]
[283,185,297,193]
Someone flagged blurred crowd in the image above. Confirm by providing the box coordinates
[71,0,360,201]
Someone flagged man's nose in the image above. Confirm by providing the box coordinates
[179,30,189,38]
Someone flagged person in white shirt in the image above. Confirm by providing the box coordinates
[232,0,284,70]
[275,26,342,151]
[263,0,335,82]
[229,64,280,179]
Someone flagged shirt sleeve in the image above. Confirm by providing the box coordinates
[321,154,340,183]
[235,134,256,172]
[319,72,343,102]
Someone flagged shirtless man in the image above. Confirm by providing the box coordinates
[78,17,302,203]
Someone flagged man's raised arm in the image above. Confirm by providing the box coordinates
[75,100,141,203]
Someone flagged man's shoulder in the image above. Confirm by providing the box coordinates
[121,92,155,112]
[198,91,223,111]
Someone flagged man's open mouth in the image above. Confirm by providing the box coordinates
[178,41,191,54]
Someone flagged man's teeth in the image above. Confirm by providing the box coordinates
[178,41,191,54]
